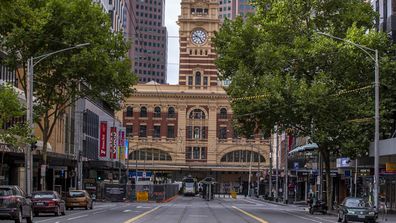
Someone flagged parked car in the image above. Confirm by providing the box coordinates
[0,185,33,223]
[66,190,93,210]
[31,191,66,216]
[338,197,377,223]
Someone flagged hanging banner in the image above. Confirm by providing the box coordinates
[125,139,129,159]
[119,130,125,160]
[110,127,117,159]
[99,122,107,157]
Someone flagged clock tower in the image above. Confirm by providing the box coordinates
[178,0,220,87]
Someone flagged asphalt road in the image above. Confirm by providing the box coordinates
[0,196,367,223]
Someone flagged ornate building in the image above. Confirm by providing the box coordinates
[121,0,269,191]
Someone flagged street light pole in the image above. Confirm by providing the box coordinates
[25,43,90,193]
[316,31,380,210]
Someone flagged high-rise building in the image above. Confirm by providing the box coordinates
[94,0,126,33]
[133,0,168,84]
[371,0,396,42]
[218,0,256,21]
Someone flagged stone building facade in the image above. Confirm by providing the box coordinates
[121,0,269,190]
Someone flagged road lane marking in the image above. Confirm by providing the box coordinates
[93,210,107,214]
[123,206,160,223]
[123,210,132,213]
[67,214,89,221]
[189,214,208,217]
[232,206,269,223]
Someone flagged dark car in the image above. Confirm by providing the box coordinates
[0,185,33,223]
[338,197,377,223]
[32,191,66,216]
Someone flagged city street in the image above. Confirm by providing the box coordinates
[1,196,349,223]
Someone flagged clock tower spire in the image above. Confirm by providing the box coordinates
[178,0,220,87]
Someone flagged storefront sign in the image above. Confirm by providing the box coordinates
[385,162,396,173]
[99,122,107,157]
[110,127,117,159]
[118,129,125,160]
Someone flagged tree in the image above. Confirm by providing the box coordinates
[214,0,396,208]
[0,84,34,180]
[1,0,137,189]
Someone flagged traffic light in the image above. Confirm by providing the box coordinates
[30,141,37,150]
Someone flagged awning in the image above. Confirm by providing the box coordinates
[36,140,52,151]
[288,143,318,156]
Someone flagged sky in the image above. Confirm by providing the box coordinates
[165,0,181,85]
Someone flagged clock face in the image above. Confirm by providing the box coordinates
[191,29,207,45]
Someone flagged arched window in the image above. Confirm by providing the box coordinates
[189,109,206,119]
[140,106,147,117]
[154,106,161,118]
[219,108,227,119]
[220,150,265,163]
[168,107,176,118]
[195,71,201,86]
[126,106,133,117]
[129,148,172,161]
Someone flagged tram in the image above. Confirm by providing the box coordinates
[182,176,198,196]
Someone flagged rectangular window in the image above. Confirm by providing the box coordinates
[185,147,192,160]
[167,126,175,138]
[139,125,147,137]
[202,126,207,139]
[188,76,193,85]
[203,76,208,86]
[219,127,227,139]
[126,125,133,137]
[153,125,161,138]
[193,147,200,159]
[201,147,207,160]
[187,126,193,139]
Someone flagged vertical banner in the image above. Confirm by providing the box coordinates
[125,139,129,160]
[99,122,108,157]
[119,130,125,161]
[110,127,117,159]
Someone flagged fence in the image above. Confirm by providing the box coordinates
[94,183,179,202]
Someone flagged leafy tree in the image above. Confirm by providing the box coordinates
[214,0,396,207]
[1,0,137,189]
[0,84,34,180]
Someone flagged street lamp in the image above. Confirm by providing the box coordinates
[25,43,90,194]
[316,31,380,210]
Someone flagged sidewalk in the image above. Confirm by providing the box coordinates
[250,197,396,222]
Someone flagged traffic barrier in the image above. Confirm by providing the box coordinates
[136,191,149,201]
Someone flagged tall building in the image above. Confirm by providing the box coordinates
[218,0,256,21]
[119,0,270,193]
[133,0,168,84]
[94,0,126,33]
[371,0,396,42]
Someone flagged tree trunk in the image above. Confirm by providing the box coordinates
[323,149,333,210]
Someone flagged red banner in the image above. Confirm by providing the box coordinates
[110,127,117,159]
[99,122,107,157]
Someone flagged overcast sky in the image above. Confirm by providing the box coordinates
[165,0,181,85]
